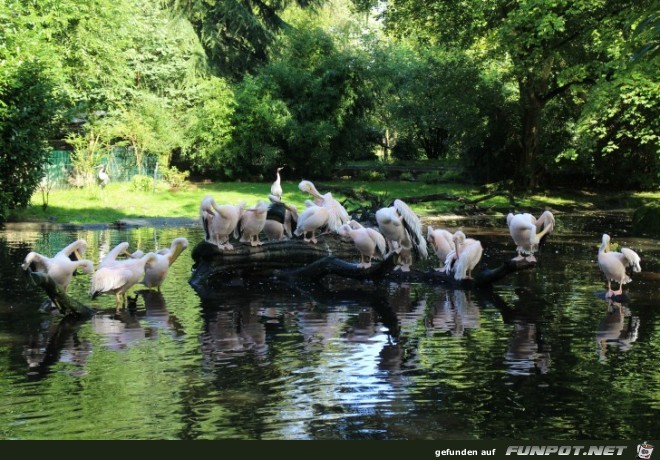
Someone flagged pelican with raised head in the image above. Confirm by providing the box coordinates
[376,199,428,272]
[597,233,641,298]
[22,239,94,291]
[427,226,454,272]
[507,210,555,262]
[338,221,387,269]
[90,252,159,310]
[443,231,483,280]
[141,237,189,291]
[271,166,285,200]
[298,180,350,232]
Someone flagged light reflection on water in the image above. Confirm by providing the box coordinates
[0,213,658,440]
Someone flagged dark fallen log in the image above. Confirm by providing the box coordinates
[190,233,537,290]
[25,269,95,318]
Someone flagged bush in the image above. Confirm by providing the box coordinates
[162,166,190,191]
[130,174,154,192]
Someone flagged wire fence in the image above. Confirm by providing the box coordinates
[44,148,162,188]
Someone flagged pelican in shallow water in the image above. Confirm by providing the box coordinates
[376,199,428,271]
[90,252,159,310]
[507,210,555,262]
[140,237,189,291]
[597,233,641,298]
[443,231,483,280]
[338,221,387,268]
[298,180,350,232]
[427,226,454,272]
[21,239,94,291]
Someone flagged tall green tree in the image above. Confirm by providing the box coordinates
[377,0,656,190]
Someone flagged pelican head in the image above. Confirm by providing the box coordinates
[298,180,323,200]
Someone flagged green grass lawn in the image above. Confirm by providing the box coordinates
[10,179,659,226]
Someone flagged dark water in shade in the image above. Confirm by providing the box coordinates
[0,212,658,440]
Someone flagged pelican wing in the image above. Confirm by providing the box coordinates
[620,248,642,272]
[90,266,133,297]
[366,228,387,258]
[393,199,428,259]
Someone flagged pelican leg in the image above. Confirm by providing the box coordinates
[362,256,372,269]
[525,254,537,262]
[612,278,624,297]
[605,280,614,298]
[310,231,318,244]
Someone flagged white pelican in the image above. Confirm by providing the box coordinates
[22,239,94,291]
[338,221,386,268]
[264,194,298,241]
[376,199,428,271]
[507,210,555,262]
[199,195,245,250]
[141,237,189,291]
[298,180,350,232]
[90,252,158,309]
[271,166,285,199]
[98,242,137,269]
[597,233,641,298]
[443,231,483,280]
[294,200,330,243]
[238,201,269,246]
[97,164,109,188]
[427,226,454,272]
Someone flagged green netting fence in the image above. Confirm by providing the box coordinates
[44,148,162,188]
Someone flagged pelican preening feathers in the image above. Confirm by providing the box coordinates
[443,231,483,280]
[200,195,246,250]
[141,237,189,291]
[294,200,330,243]
[427,226,455,272]
[90,252,159,309]
[376,199,428,272]
[238,200,270,246]
[22,239,94,292]
[597,234,642,298]
[507,210,555,262]
[298,180,350,233]
[264,194,299,241]
[338,220,387,269]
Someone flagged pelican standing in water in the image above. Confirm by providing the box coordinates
[597,233,641,298]
[294,200,330,243]
[507,210,555,262]
[444,231,483,280]
[338,221,386,268]
[298,180,350,232]
[271,166,285,200]
[376,199,428,272]
[427,226,454,272]
[22,239,94,292]
[238,201,269,246]
[90,252,159,310]
[140,237,189,291]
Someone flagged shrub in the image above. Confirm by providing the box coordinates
[130,174,154,192]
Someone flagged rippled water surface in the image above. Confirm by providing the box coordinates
[0,212,658,440]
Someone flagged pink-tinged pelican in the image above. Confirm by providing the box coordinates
[338,221,387,268]
[298,180,350,232]
[238,201,269,246]
[506,210,555,262]
[271,166,285,200]
[427,226,454,272]
[21,239,94,291]
[376,199,428,272]
[90,252,159,310]
[294,200,330,243]
[98,242,138,269]
[443,231,483,280]
[597,233,641,298]
[199,195,245,250]
[141,237,189,291]
[264,194,298,241]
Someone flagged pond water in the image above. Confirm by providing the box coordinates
[0,212,658,440]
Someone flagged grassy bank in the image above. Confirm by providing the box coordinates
[8,180,659,226]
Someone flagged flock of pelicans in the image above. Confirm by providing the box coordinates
[22,170,644,310]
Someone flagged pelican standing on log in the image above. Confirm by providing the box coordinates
[443,231,483,280]
[298,180,350,232]
[238,201,269,246]
[427,226,455,272]
[507,210,555,262]
[597,233,641,298]
[264,194,298,241]
[90,252,159,310]
[141,237,189,291]
[22,239,94,292]
[294,200,330,243]
[376,199,428,272]
[199,195,245,250]
[338,221,387,269]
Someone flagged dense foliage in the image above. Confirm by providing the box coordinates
[0,0,657,220]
